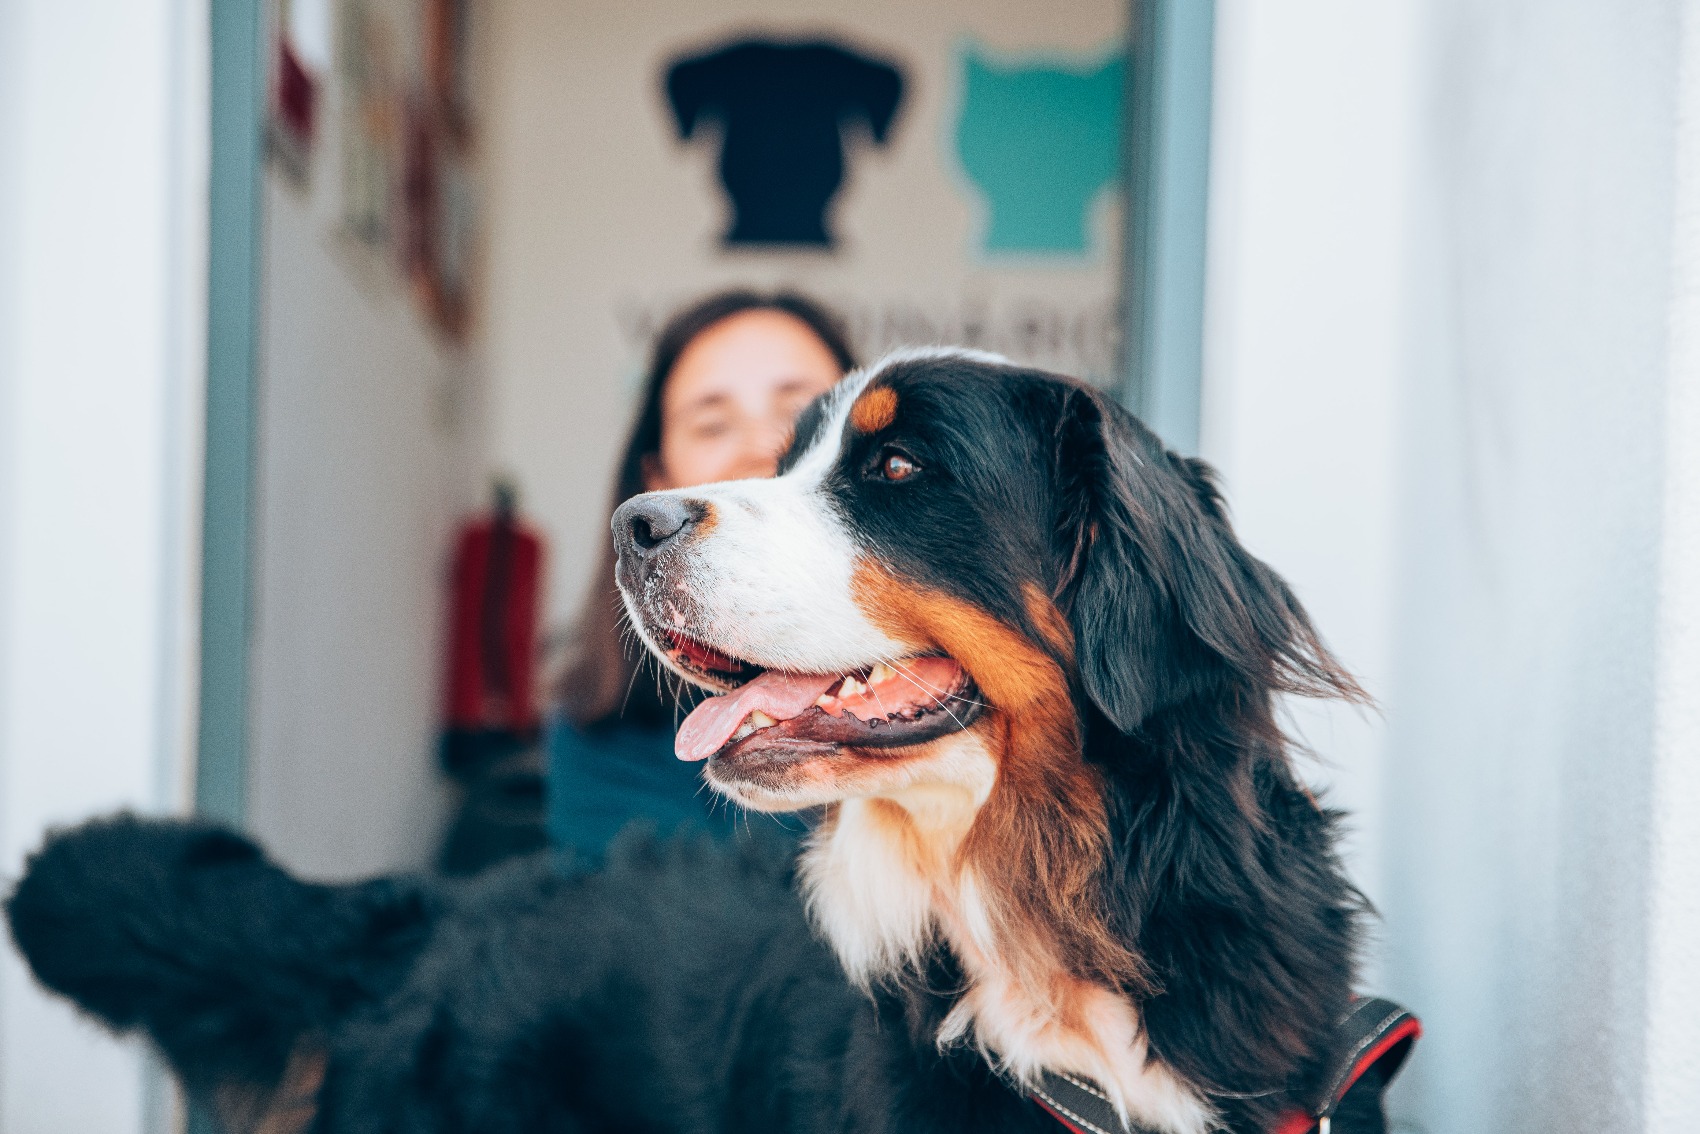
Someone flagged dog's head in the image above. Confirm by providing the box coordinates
[612,350,1350,815]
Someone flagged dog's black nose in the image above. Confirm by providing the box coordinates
[614,494,703,558]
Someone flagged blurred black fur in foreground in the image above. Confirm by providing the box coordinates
[7,814,1393,1133]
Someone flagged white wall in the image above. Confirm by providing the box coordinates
[1644,8,1700,1125]
[1384,2,1689,1130]
[0,1,208,1131]
[247,54,487,878]
[1204,2,1700,1132]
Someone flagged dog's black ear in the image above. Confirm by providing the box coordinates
[1056,389,1359,733]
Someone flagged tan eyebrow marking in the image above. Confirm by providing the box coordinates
[850,385,898,433]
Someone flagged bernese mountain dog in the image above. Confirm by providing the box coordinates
[6,351,1415,1134]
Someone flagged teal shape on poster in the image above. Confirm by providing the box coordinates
[954,42,1125,256]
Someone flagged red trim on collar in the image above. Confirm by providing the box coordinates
[1034,1096,1092,1134]
[1271,1014,1424,1134]
[1035,1011,1422,1134]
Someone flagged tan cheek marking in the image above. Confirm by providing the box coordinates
[850,562,1143,992]
[850,385,898,433]
[852,563,1066,721]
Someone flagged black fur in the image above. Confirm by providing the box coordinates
[1057,381,1369,1123]
[6,814,431,1096]
[7,356,1400,1133]
[10,820,1068,1132]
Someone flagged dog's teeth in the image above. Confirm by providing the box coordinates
[730,709,779,743]
[867,662,897,685]
[815,693,835,708]
[839,676,867,697]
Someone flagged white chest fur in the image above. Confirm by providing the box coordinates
[799,791,1213,1134]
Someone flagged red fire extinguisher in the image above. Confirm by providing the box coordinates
[440,481,545,776]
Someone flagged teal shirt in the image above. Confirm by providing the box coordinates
[544,716,805,861]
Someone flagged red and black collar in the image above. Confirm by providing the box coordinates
[1029,996,1421,1134]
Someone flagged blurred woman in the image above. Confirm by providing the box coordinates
[548,290,856,860]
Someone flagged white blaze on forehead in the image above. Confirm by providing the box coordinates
[865,345,1014,369]
[783,363,870,480]
[789,346,1014,461]
[786,346,1015,468]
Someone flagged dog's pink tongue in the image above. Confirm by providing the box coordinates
[676,670,841,761]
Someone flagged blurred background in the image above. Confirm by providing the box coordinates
[1,1,1696,1132]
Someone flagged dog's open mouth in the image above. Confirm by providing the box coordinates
[659,631,983,763]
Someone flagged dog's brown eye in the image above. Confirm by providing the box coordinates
[879,450,918,482]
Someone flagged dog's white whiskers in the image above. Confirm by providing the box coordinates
[881,656,983,734]
[884,656,989,711]
[864,671,897,722]
[618,658,645,717]
[876,655,974,733]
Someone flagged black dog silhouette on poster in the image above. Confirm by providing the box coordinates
[665,38,905,248]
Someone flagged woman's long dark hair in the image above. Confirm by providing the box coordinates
[558,290,857,729]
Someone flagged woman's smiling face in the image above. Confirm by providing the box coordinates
[646,309,846,491]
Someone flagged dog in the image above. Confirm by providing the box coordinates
[7,351,1415,1133]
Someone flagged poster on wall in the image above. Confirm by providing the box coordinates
[665,36,906,248]
[484,1,1129,620]
[322,0,481,341]
[626,18,1127,381]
